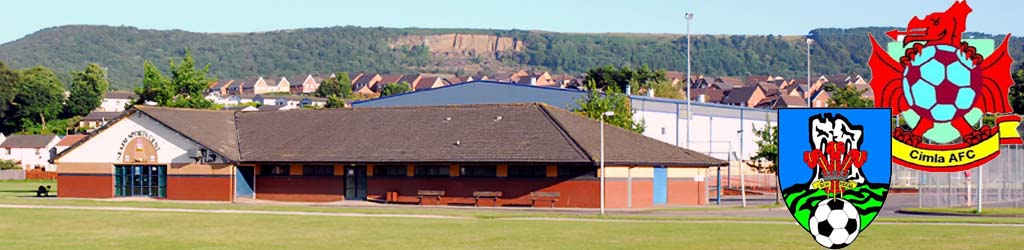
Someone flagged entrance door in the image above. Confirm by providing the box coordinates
[653,166,667,205]
[344,166,367,200]
[115,165,166,198]
[235,166,255,198]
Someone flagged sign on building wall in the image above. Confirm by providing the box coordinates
[116,130,160,163]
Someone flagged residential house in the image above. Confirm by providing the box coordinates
[664,71,686,86]
[811,90,831,108]
[721,85,767,108]
[232,78,264,95]
[414,76,445,90]
[352,73,383,95]
[443,76,474,85]
[96,92,135,112]
[499,70,529,83]
[515,72,555,87]
[255,77,289,94]
[79,111,123,132]
[0,135,59,171]
[550,74,580,88]
[288,74,320,94]
[375,74,405,92]
[688,88,725,103]
[208,79,236,96]
[399,74,423,90]
[774,95,809,109]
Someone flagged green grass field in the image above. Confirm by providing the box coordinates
[902,207,1024,216]
[1,180,1023,249]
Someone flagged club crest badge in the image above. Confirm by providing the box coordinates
[867,0,1023,172]
[779,109,892,249]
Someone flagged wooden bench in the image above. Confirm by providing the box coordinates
[417,190,445,205]
[472,191,503,207]
[530,192,560,208]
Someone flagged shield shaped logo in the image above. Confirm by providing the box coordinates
[779,109,892,249]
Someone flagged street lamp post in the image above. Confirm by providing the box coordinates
[600,111,615,215]
[685,12,694,148]
[806,37,814,106]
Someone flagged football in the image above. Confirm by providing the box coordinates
[809,198,861,249]
[901,44,983,143]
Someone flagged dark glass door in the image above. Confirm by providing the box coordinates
[344,166,366,200]
[115,165,166,198]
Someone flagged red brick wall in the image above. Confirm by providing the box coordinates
[255,176,344,202]
[167,176,232,201]
[57,174,113,198]
[367,177,599,208]
[605,180,654,208]
[668,180,706,205]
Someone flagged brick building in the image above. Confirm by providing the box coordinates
[54,104,724,207]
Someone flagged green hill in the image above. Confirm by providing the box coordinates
[0,25,1020,89]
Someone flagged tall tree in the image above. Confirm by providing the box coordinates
[134,49,214,109]
[747,122,781,202]
[64,63,110,117]
[134,60,173,105]
[380,82,412,97]
[316,72,353,98]
[584,64,666,93]
[573,80,644,133]
[0,61,19,134]
[1011,65,1024,115]
[9,66,65,131]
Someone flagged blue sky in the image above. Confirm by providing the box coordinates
[2,0,1021,44]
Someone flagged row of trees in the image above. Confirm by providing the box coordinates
[0,61,109,135]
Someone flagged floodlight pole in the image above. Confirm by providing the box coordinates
[806,37,813,106]
[978,164,984,213]
[600,111,614,215]
[738,130,747,208]
[685,12,694,148]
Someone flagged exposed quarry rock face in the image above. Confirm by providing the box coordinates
[391,34,523,56]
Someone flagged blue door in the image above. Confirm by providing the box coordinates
[653,166,667,205]
[236,166,254,198]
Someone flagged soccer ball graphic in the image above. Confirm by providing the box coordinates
[902,45,982,143]
[809,198,861,249]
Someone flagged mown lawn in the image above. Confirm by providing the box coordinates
[902,207,1024,216]
[0,208,1022,249]
[4,180,1024,224]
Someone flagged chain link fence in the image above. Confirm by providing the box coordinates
[894,145,1024,208]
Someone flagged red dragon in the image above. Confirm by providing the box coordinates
[867,0,1015,145]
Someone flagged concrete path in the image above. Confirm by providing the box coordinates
[2,204,1022,227]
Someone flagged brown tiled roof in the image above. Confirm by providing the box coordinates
[235,103,724,166]
[210,79,235,89]
[399,74,421,86]
[81,111,123,121]
[688,88,725,103]
[0,135,57,148]
[415,76,441,90]
[353,73,380,89]
[776,95,808,108]
[135,106,241,161]
[722,85,759,105]
[378,74,404,85]
[56,135,86,147]
[288,75,310,86]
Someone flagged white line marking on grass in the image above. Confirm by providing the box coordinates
[0,204,466,220]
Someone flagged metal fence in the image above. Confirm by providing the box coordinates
[896,145,1024,208]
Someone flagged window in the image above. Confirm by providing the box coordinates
[557,166,596,178]
[661,127,666,135]
[414,165,449,177]
[508,165,547,178]
[4,148,9,155]
[373,165,407,177]
[459,165,496,177]
[36,149,42,155]
[303,165,334,176]
[261,164,290,176]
